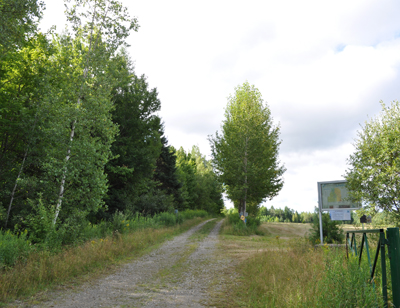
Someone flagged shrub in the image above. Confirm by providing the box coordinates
[111,211,129,233]
[155,212,176,226]
[180,209,208,220]
[246,216,261,227]
[0,230,31,268]
[308,212,344,244]
[221,213,265,236]
[25,197,54,244]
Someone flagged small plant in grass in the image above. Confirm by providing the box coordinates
[111,210,130,233]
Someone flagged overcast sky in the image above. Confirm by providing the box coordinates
[40,0,400,213]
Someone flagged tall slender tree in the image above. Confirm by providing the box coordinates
[52,0,139,225]
[209,82,285,216]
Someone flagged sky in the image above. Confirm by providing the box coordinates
[39,0,400,213]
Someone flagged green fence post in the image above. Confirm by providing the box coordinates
[380,230,388,308]
[387,228,400,308]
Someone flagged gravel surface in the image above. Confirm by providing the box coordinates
[25,218,232,308]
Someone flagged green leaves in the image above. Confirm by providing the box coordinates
[174,146,224,214]
[345,100,400,219]
[64,0,139,55]
[209,81,285,213]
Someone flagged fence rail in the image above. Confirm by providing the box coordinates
[346,228,400,308]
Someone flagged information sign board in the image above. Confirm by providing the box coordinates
[329,210,351,221]
[318,180,361,211]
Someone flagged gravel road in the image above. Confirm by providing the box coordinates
[26,218,233,308]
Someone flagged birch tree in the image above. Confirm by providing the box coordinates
[209,82,285,217]
[52,0,138,225]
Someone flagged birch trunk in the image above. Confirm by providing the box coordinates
[53,120,76,225]
[5,147,28,228]
[53,1,101,226]
[243,136,248,223]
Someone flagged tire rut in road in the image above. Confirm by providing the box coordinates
[28,219,216,308]
[138,219,233,308]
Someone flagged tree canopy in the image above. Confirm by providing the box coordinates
[1,0,224,246]
[345,101,400,220]
[209,82,285,216]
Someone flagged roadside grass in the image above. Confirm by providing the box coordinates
[0,217,206,305]
[211,222,385,308]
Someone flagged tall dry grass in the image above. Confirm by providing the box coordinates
[0,217,203,303]
[222,238,384,307]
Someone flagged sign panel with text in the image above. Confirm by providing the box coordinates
[329,210,351,221]
[318,180,361,211]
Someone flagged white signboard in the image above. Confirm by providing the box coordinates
[329,210,351,221]
[318,180,361,211]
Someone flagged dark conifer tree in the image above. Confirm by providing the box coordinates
[154,136,184,208]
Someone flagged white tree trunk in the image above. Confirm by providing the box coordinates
[5,147,28,228]
[53,1,102,226]
[243,136,248,223]
[53,120,76,225]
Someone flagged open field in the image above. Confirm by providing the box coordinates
[260,222,312,238]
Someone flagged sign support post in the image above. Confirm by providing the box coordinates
[319,208,324,244]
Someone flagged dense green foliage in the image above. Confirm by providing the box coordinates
[0,0,223,257]
[209,82,285,216]
[345,101,400,220]
[175,146,224,214]
[308,212,344,244]
[0,208,207,268]
[221,211,265,236]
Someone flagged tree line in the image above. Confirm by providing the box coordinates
[258,206,314,223]
[0,0,223,244]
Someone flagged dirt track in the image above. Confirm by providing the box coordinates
[25,219,232,308]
